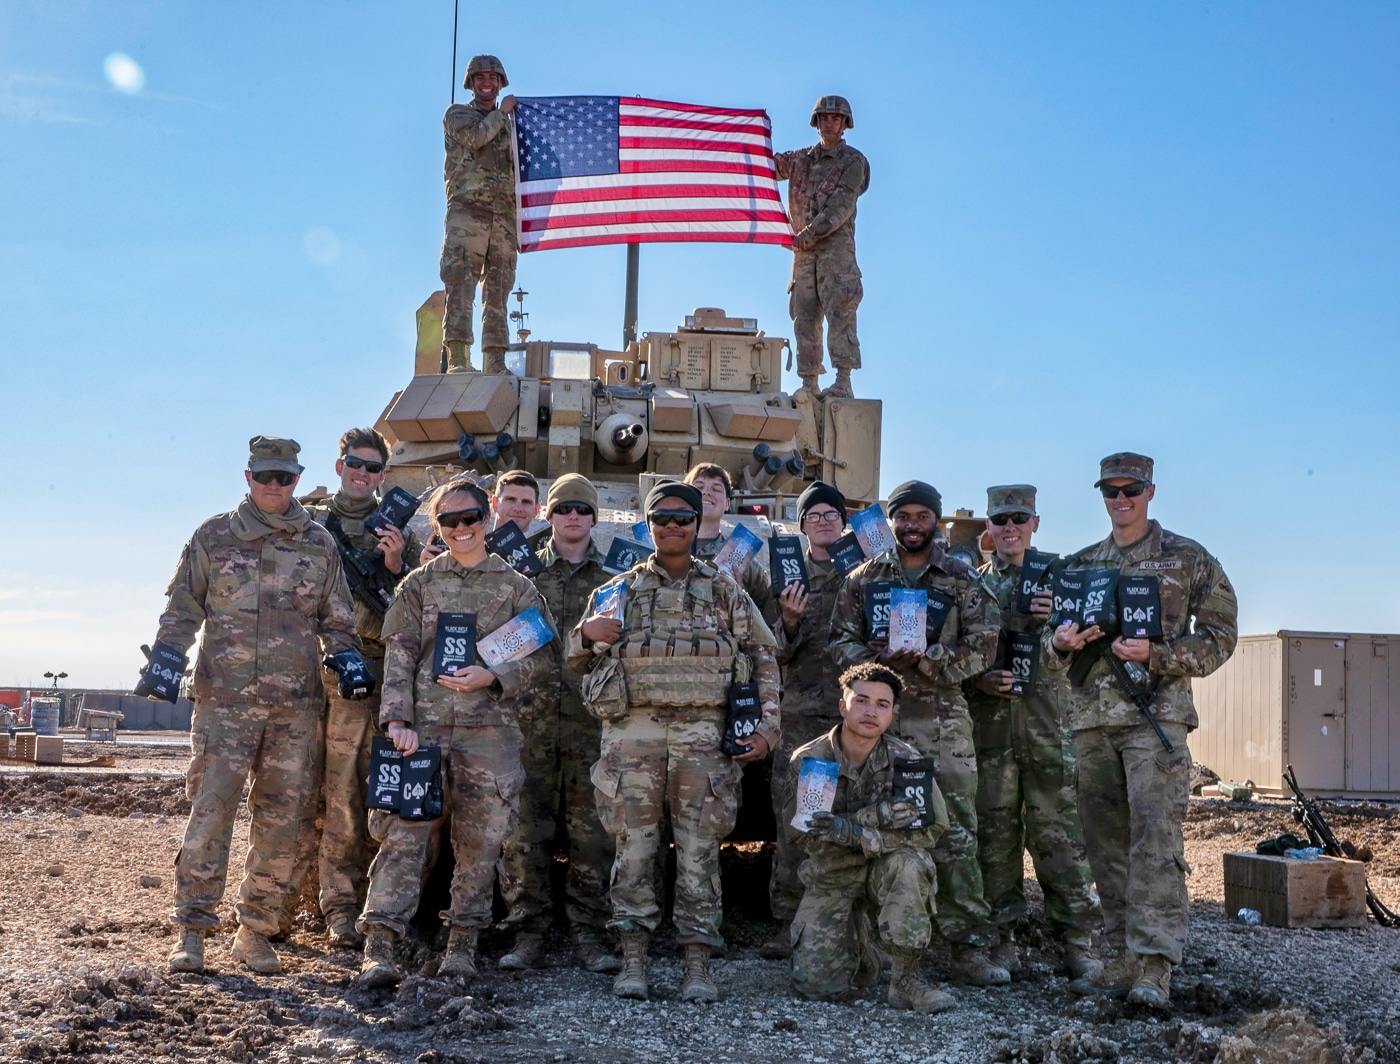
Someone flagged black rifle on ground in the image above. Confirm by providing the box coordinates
[1283,764,1399,927]
[1069,640,1174,752]
[324,513,397,620]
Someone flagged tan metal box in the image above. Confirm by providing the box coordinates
[648,332,710,390]
[651,389,696,434]
[0,734,8,758]
[35,735,64,765]
[417,376,473,440]
[548,379,587,427]
[706,400,770,438]
[756,405,802,443]
[452,375,519,434]
[821,397,882,505]
[383,375,443,443]
[709,336,783,392]
[1222,852,1366,929]
[414,291,446,375]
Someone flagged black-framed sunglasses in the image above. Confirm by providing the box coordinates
[341,455,385,474]
[648,510,698,528]
[437,508,486,529]
[251,470,297,487]
[1099,482,1149,499]
[989,512,1033,526]
[553,502,595,517]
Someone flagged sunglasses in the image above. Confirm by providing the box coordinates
[989,512,1033,526]
[341,455,385,474]
[1099,482,1149,499]
[251,470,297,487]
[553,502,595,517]
[803,510,844,525]
[437,508,486,529]
[648,510,698,527]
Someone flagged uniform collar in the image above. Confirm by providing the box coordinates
[1101,519,1163,563]
[538,537,605,570]
[436,551,514,578]
[824,723,894,781]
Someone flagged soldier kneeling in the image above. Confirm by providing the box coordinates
[784,663,954,1013]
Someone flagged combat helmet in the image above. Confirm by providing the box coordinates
[810,94,853,130]
[464,54,509,91]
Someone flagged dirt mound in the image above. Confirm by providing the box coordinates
[0,774,191,819]
[1217,1008,1380,1064]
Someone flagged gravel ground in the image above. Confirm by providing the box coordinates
[2,770,1398,1063]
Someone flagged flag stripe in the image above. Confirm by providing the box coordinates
[619,114,772,135]
[620,135,772,155]
[523,207,791,231]
[521,182,782,208]
[621,125,772,147]
[627,97,769,119]
[617,158,776,178]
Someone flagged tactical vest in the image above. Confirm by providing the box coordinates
[614,575,737,707]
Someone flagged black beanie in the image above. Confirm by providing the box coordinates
[644,481,704,516]
[797,481,847,525]
[886,480,942,520]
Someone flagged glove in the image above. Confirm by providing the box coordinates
[806,811,860,849]
[852,799,919,831]
[134,641,187,704]
[323,650,376,701]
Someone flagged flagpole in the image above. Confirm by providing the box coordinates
[623,242,639,347]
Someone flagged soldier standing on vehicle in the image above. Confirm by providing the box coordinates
[356,477,559,988]
[762,481,851,959]
[1047,454,1236,1010]
[441,54,517,375]
[568,482,780,1003]
[785,663,953,1012]
[158,437,363,976]
[774,95,870,400]
[284,428,422,948]
[829,480,1008,986]
[967,485,1102,981]
[498,474,619,973]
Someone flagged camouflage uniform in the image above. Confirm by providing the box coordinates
[499,537,615,940]
[567,556,780,946]
[769,552,846,923]
[1043,518,1236,965]
[830,548,1000,945]
[358,553,559,936]
[773,141,870,377]
[285,491,422,929]
[441,100,517,356]
[968,553,1100,949]
[783,725,949,1001]
[694,531,777,628]
[157,496,360,935]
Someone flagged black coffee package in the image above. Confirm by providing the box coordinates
[828,532,867,577]
[1006,631,1040,697]
[432,612,478,678]
[1051,569,1087,628]
[370,486,421,534]
[399,745,444,821]
[864,581,896,641]
[485,523,544,577]
[891,757,937,829]
[1117,575,1163,638]
[1080,569,1122,636]
[602,535,653,574]
[721,683,763,756]
[1014,550,1058,614]
[925,587,956,645]
[134,640,187,703]
[768,534,809,596]
[366,736,403,811]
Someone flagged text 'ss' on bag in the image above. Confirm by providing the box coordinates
[366,735,403,811]
[768,534,809,596]
[864,580,896,642]
[1080,569,1121,636]
[891,757,936,829]
[432,612,478,678]
[1006,630,1040,697]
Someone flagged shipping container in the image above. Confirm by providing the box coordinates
[1191,631,1400,798]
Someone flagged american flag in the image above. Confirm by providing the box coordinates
[513,96,793,252]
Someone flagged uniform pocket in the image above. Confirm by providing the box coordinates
[589,759,627,835]
[701,765,742,835]
[494,765,527,804]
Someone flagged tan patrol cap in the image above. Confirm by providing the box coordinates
[1094,452,1153,487]
[986,484,1036,517]
[546,473,598,516]
[247,436,304,475]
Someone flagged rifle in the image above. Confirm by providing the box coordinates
[324,513,397,620]
[1283,764,1398,927]
[1069,640,1174,752]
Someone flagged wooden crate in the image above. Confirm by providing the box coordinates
[1223,851,1367,929]
[35,736,64,764]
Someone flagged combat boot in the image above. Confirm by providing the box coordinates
[1069,947,1139,998]
[443,341,474,373]
[888,946,955,1014]
[573,932,622,974]
[436,926,479,980]
[481,347,508,374]
[1063,939,1103,982]
[356,927,401,988]
[949,944,1011,987]
[821,368,854,399]
[231,926,283,975]
[167,929,205,973]
[326,915,364,949]
[797,374,822,397]
[1126,954,1172,1010]
[758,927,792,961]
[678,943,719,1003]
[612,930,649,1000]
[991,930,1022,979]
[499,931,544,970]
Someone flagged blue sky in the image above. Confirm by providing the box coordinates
[2,2,1397,687]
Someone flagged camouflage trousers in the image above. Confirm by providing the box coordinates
[590,705,741,947]
[974,733,1100,946]
[173,701,317,935]
[789,244,862,377]
[768,714,840,923]
[790,846,937,1001]
[895,706,995,945]
[358,723,524,935]
[500,687,614,938]
[1075,722,1192,964]
[440,202,517,353]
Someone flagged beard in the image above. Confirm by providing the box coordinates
[897,528,934,554]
